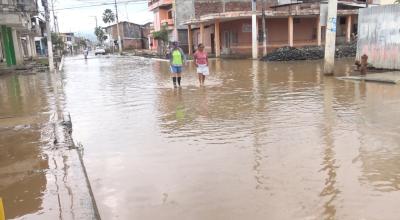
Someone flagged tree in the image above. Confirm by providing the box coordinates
[94,26,107,44]
[152,25,169,55]
[102,9,115,25]
[44,33,64,55]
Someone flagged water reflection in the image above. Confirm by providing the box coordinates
[61,56,400,220]
[0,74,49,219]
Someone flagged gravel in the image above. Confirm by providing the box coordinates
[261,43,356,61]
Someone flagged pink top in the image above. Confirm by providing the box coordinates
[194,51,208,65]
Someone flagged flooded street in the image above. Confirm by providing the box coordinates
[50,56,400,219]
[0,71,98,220]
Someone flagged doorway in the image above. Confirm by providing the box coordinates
[211,33,215,54]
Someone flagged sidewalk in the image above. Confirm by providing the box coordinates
[338,71,400,84]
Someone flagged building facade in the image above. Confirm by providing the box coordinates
[182,0,373,57]
[148,0,195,53]
[0,0,41,66]
[104,21,153,50]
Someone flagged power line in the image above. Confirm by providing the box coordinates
[52,0,147,11]
[3,0,147,13]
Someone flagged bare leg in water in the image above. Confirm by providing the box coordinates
[198,73,203,86]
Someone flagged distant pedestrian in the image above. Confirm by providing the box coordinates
[169,41,186,88]
[193,43,209,86]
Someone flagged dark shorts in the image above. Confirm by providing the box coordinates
[170,65,182,74]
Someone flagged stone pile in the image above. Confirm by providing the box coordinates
[261,43,356,61]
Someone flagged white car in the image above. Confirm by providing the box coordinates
[95,47,106,55]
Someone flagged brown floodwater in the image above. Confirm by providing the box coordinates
[0,71,97,220]
[64,56,398,220]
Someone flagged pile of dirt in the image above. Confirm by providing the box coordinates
[261,43,356,61]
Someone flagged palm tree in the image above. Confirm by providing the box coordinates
[102,9,115,25]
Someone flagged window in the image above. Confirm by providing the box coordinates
[168,10,173,19]
[67,37,71,41]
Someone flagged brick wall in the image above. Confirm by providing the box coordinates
[123,39,143,50]
[194,0,280,17]
[195,1,223,17]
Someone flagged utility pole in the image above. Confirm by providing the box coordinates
[51,0,57,33]
[252,0,258,59]
[42,0,55,72]
[114,0,122,54]
[261,0,267,56]
[323,0,338,75]
[91,16,98,27]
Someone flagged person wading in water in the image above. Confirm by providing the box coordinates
[169,41,186,88]
[193,43,209,86]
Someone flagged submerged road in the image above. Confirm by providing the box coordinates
[63,55,400,220]
[1,54,398,220]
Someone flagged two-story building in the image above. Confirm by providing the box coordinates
[148,0,194,52]
[104,21,153,50]
[149,0,394,58]
[0,0,41,66]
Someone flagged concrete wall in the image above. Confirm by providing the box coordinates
[175,0,195,29]
[356,5,400,69]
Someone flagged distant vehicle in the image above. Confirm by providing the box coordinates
[95,47,106,55]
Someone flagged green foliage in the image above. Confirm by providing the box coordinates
[94,26,105,44]
[51,33,64,51]
[152,25,168,42]
[396,0,400,3]
[102,9,115,24]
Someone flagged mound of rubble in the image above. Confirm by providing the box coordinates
[261,43,356,61]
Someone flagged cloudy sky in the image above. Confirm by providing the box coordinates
[42,0,153,38]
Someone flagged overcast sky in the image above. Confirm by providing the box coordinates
[44,0,153,38]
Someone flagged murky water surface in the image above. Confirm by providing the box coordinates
[3,55,399,220]
[0,72,61,219]
[0,71,96,220]
[63,56,400,220]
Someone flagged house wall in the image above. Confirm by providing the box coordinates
[194,0,278,17]
[356,5,400,69]
[123,39,143,50]
[123,23,141,39]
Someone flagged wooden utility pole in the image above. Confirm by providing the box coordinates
[114,0,122,54]
[42,0,55,72]
[262,0,267,56]
[323,0,338,75]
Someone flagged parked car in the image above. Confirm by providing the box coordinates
[95,47,106,55]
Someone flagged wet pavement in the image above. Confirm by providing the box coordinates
[0,71,98,219]
[2,54,400,220]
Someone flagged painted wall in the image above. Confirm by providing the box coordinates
[356,5,400,69]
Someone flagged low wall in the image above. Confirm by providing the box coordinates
[356,5,400,70]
